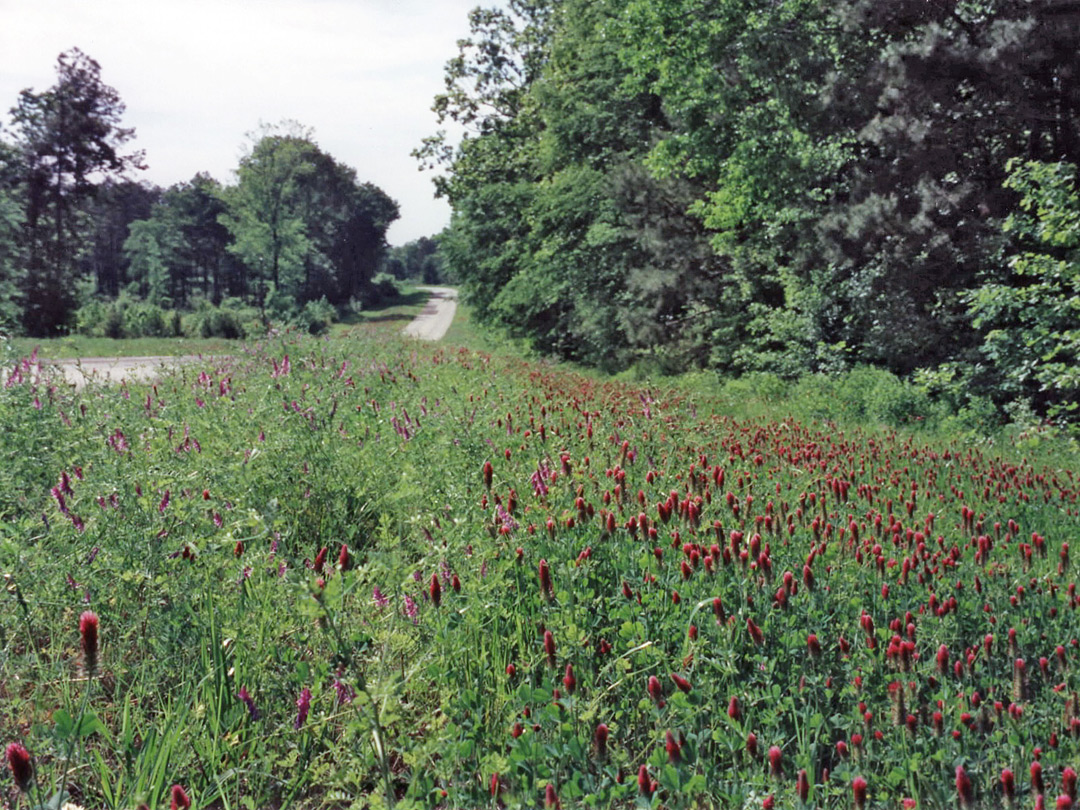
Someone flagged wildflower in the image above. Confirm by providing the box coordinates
[313,546,328,574]
[956,765,974,808]
[1063,768,1077,801]
[338,544,350,571]
[373,587,389,608]
[746,732,758,758]
[79,610,100,678]
[430,572,441,607]
[544,783,559,809]
[563,663,576,695]
[768,745,782,778]
[746,617,764,645]
[5,742,32,792]
[1032,761,1045,794]
[807,633,821,658]
[665,730,681,763]
[294,687,311,730]
[797,769,810,803]
[1001,768,1016,804]
[648,675,664,706]
[333,677,355,706]
[403,593,418,621]
[237,686,260,721]
[170,785,191,809]
[544,630,557,667]
[671,673,692,694]
[538,559,553,601]
[853,776,868,810]
[594,723,609,760]
[638,765,652,796]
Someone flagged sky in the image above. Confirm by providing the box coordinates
[0,0,481,245]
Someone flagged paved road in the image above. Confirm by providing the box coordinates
[34,286,458,389]
[401,285,458,341]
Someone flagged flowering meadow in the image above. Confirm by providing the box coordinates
[2,330,1080,809]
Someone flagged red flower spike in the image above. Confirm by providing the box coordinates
[797,769,810,803]
[638,765,652,795]
[312,546,328,574]
[728,695,741,722]
[5,742,32,792]
[1001,768,1015,801]
[665,730,681,763]
[746,732,758,758]
[853,776,868,810]
[538,559,553,601]
[170,785,192,810]
[80,610,99,678]
[1064,768,1078,801]
[768,745,782,777]
[544,783,559,809]
[594,723,609,759]
[544,630,556,667]
[429,572,441,607]
[671,673,692,693]
[955,765,974,808]
[746,617,764,645]
[648,675,664,705]
[562,663,576,695]
[1032,761,1045,794]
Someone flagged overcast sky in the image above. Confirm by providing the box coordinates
[0,0,481,245]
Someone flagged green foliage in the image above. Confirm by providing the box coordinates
[968,159,1080,423]
[75,293,184,339]
[2,329,1079,808]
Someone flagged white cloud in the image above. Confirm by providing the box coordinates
[0,0,482,243]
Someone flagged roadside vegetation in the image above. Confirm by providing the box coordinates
[3,323,1079,809]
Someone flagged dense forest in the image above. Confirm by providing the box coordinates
[0,49,403,339]
[418,0,1080,423]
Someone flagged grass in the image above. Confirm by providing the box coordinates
[2,300,1080,809]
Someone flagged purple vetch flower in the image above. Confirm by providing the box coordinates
[495,503,518,532]
[440,559,452,584]
[237,686,260,720]
[294,687,311,729]
[70,513,85,533]
[373,587,390,608]
[403,593,418,621]
[51,487,68,514]
[412,570,422,583]
[159,490,170,514]
[333,678,355,706]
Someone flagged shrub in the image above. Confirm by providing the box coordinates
[298,297,337,336]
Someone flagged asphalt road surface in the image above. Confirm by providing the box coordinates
[39,286,458,389]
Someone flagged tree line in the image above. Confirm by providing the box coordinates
[418,0,1080,423]
[0,49,401,337]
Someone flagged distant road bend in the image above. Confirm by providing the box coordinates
[401,285,457,341]
[38,286,458,389]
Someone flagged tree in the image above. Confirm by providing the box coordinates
[219,122,398,310]
[968,159,1080,421]
[8,48,144,334]
[218,122,317,306]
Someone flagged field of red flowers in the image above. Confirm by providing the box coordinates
[2,332,1079,809]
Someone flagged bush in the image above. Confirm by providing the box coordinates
[298,297,337,336]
